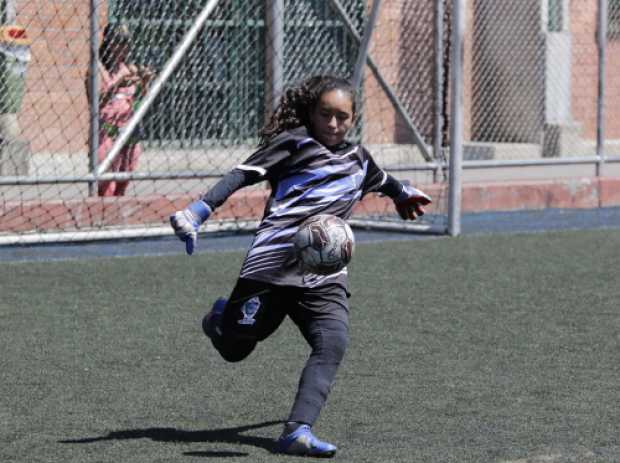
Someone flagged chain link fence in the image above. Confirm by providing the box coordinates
[606,0,620,156]
[1,0,618,244]
[464,0,620,164]
[0,0,447,244]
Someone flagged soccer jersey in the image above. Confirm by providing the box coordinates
[204,126,397,289]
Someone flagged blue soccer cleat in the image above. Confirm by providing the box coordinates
[202,297,227,339]
[275,424,337,458]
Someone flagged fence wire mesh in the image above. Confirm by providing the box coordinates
[0,0,447,243]
[1,0,618,244]
[465,0,620,163]
[606,0,620,154]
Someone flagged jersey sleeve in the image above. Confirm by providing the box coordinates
[200,169,253,211]
[199,133,298,211]
[360,147,389,195]
[235,133,294,180]
[360,147,407,198]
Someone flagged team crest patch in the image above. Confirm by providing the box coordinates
[238,297,261,325]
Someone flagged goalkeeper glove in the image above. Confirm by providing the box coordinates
[170,200,212,255]
[394,185,432,220]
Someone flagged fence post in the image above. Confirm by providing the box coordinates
[3,0,15,22]
[596,0,607,178]
[88,0,100,197]
[352,0,381,91]
[448,0,465,237]
[434,0,446,183]
[265,0,284,115]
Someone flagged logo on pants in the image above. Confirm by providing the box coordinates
[238,297,261,325]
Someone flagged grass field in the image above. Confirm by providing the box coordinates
[2,229,620,462]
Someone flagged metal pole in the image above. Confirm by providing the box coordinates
[433,0,446,181]
[265,0,284,115]
[4,0,15,22]
[0,1,19,146]
[328,0,433,162]
[448,0,465,236]
[352,0,382,90]
[596,0,607,177]
[88,0,100,196]
[96,0,221,177]
[7,154,620,186]
[0,221,261,246]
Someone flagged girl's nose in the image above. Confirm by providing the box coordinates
[328,116,338,129]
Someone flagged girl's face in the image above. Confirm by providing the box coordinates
[309,89,355,147]
[102,35,129,66]
[112,42,130,63]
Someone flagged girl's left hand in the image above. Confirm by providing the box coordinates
[394,185,432,220]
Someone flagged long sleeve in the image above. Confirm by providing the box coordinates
[376,174,404,199]
[200,169,260,211]
[200,133,295,210]
[360,147,404,199]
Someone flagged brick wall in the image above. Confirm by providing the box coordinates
[571,0,620,139]
[15,1,107,155]
[361,0,401,144]
[362,0,448,146]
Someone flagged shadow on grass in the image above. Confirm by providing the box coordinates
[59,420,283,455]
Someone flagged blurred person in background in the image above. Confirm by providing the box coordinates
[86,23,153,197]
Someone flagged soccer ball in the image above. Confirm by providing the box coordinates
[293,214,355,275]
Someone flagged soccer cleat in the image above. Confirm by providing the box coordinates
[202,297,227,339]
[275,424,337,458]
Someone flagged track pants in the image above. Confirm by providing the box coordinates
[210,278,349,426]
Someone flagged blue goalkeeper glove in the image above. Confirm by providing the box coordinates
[394,185,432,220]
[170,200,212,255]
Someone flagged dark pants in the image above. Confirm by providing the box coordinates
[210,278,349,426]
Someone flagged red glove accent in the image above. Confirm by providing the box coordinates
[394,185,432,220]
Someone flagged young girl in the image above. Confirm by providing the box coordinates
[170,75,431,457]
[91,24,153,197]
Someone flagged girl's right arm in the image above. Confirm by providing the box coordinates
[170,135,294,255]
[201,132,296,210]
[169,169,262,255]
[200,169,259,211]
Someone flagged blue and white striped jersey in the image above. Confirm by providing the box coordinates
[230,126,390,289]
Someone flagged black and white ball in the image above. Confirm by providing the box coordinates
[293,214,355,275]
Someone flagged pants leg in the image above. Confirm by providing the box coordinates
[211,278,286,363]
[96,133,117,196]
[114,143,142,196]
[287,312,349,426]
[211,279,350,426]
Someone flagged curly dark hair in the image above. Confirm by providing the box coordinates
[258,75,356,147]
[99,23,131,72]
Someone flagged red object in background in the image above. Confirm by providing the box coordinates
[8,29,27,40]
[0,25,31,45]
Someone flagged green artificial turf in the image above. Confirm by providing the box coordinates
[1,229,620,462]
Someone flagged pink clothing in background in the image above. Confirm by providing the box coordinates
[97,62,142,197]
